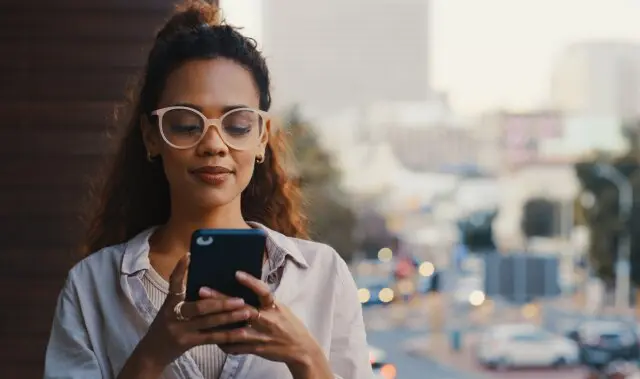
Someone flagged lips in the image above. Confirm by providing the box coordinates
[191,166,233,175]
[191,166,233,185]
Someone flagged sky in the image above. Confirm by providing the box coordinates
[222,0,640,116]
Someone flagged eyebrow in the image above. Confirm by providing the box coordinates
[171,102,252,114]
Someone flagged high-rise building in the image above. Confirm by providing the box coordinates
[479,110,564,172]
[550,41,640,119]
[262,0,431,115]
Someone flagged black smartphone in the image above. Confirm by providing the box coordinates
[186,228,266,329]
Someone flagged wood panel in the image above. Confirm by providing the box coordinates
[0,186,89,216]
[0,336,51,363]
[0,215,86,248]
[0,283,63,309]
[0,157,106,186]
[0,69,137,101]
[0,250,77,276]
[0,0,176,376]
[0,42,151,70]
[0,101,124,132]
[2,364,44,379]
[5,0,174,12]
[0,9,168,44]
[0,131,114,155]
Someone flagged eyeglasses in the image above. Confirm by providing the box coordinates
[151,106,268,150]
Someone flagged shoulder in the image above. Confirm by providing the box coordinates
[66,227,155,286]
[290,238,350,275]
[250,223,356,284]
[66,243,126,287]
[275,234,355,290]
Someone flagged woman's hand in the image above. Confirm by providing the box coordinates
[138,254,256,367]
[218,271,333,379]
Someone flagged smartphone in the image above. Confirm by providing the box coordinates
[186,228,266,329]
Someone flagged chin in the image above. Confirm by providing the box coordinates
[195,192,239,209]
[191,187,242,209]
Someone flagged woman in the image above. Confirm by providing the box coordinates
[43,1,372,378]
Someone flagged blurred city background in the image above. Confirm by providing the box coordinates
[5,0,640,378]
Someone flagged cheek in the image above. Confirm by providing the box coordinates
[233,152,257,185]
[160,150,191,183]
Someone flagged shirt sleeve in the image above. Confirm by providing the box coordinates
[44,271,102,379]
[329,257,374,379]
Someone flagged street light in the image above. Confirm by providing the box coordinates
[595,164,633,310]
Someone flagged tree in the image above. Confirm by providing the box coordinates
[351,207,395,260]
[283,106,357,260]
[574,120,640,285]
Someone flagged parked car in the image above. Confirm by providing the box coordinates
[369,345,397,379]
[477,323,579,370]
[569,320,640,370]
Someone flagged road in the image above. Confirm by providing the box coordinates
[365,304,480,379]
[364,303,589,379]
[368,328,481,379]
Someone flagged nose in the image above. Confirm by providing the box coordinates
[195,123,228,156]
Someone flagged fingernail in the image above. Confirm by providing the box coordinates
[229,298,244,306]
[235,271,247,279]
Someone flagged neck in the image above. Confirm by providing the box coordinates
[150,197,249,257]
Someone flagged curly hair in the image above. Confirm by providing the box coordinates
[81,0,307,254]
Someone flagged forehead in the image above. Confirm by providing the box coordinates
[158,58,260,112]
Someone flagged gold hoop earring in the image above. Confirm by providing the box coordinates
[256,155,265,164]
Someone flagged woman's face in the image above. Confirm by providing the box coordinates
[142,58,268,210]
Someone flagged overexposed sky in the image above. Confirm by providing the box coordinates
[222,0,640,115]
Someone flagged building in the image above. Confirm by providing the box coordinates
[478,110,564,172]
[492,163,579,252]
[262,0,431,116]
[387,125,481,172]
[540,115,627,158]
[550,41,640,119]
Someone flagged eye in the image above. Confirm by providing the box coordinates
[222,109,262,137]
[224,124,252,136]
[169,124,202,135]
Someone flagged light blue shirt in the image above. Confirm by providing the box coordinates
[44,223,373,379]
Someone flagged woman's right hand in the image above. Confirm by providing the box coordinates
[139,253,256,367]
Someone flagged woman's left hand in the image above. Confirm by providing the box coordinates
[217,271,330,376]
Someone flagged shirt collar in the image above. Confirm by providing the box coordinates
[120,223,309,276]
[247,221,309,269]
[120,226,157,276]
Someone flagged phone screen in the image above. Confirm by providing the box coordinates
[186,228,266,313]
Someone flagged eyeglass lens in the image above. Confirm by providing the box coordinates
[160,108,263,149]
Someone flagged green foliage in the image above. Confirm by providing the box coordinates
[574,122,640,285]
[283,106,357,260]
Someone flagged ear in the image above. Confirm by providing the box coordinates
[257,118,270,157]
[140,114,162,156]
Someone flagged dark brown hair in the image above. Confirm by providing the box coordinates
[81,0,307,254]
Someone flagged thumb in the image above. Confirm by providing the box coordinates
[167,252,190,304]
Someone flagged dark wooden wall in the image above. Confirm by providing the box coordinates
[0,1,176,377]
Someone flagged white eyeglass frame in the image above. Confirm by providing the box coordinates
[150,105,270,150]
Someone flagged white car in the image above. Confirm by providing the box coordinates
[369,345,397,378]
[477,323,579,370]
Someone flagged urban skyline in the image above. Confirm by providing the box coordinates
[222,0,640,116]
